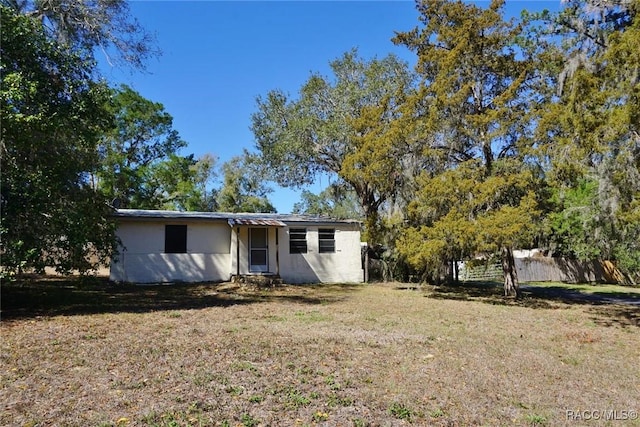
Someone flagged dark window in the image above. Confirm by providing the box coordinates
[289,228,307,253]
[165,225,187,253]
[319,228,335,253]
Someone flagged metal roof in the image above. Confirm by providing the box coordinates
[113,209,361,225]
[227,218,286,227]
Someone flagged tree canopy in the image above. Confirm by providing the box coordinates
[96,85,192,209]
[216,154,276,213]
[292,183,363,219]
[1,0,157,69]
[532,0,640,281]
[391,0,540,295]
[251,49,415,240]
[1,6,116,275]
[0,2,167,277]
[247,0,640,288]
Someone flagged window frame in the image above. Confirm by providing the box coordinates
[318,228,335,253]
[289,228,307,254]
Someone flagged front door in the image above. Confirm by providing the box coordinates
[249,228,268,272]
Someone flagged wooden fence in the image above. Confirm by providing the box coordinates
[460,258,623,284]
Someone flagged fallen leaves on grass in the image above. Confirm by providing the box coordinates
[1,281,639,426]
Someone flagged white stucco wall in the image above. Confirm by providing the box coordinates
[110,217,363,284]
[110,220,231,283]
[278,224,363,284]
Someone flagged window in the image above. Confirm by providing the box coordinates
[289,228,307,253]
[165,225,187,253]
[319,228,335,253]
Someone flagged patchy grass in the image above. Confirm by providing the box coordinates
[1,278,639,426]
[425,280,639,327]
[526,281,640,293]
[524,281,640,299]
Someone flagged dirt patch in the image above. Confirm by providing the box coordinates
[1,280,639,426]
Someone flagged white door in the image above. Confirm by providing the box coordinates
[249,228,268,272]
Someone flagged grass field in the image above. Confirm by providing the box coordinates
[1,278,639,426]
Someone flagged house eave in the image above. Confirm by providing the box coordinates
[113,209,361,226]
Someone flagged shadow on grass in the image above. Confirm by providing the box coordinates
[0,276,361,321]
[421,281,639,328]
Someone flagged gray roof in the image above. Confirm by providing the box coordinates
[114,209,361,225]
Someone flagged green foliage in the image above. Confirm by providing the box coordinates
[393,0,541,293]
[388,402,414,421]
[394,0,533,176]
[151,153,218,211]
[545,179,601,259]
[399,158,542,289]
[248,395,264,403]
[96,85,187,208]
[429,408,445,418]
[251,49,415,241]
[4,0,158,70]
[531,0,640,279]
[216,153,276,213]
[282,387,312,409]
[240,413,260,427]
[613,200,640,277]
[95,85,218,211]
[525,413,548,426]
[371,213,419,282]
[1,6,117,275]
[292,183,363,219]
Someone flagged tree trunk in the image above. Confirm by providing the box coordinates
[483,143,493,176]
[454,259,459,284]
[502,246,520,298]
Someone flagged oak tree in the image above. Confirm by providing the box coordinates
[95,85,205,210]
[251,50,415,241]
[2,0,157,69]
[216,154,276,213]
[1,6,116,275]
[292,184,363,219]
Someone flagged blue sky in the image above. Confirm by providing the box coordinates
[100,1,558,213]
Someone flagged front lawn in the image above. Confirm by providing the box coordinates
[1,279,638,426]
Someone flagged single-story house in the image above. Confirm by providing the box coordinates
[110,209,364,284]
